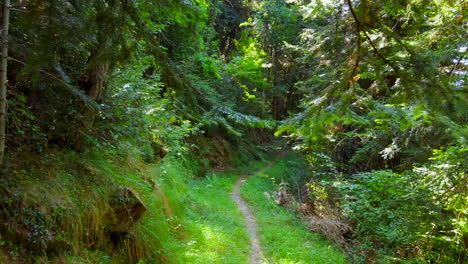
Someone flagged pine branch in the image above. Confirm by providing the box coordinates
[8,56,99,109]
[346,0,400,74]
[121,0,206,110]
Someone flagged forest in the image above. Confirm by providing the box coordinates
[0,0,466,263]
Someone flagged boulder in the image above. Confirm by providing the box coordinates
[110,187,147,234]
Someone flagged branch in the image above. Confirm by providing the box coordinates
[449,54,464,80]
[346,0,400,73]
[121,0,209,112]
[8,56,99,109]
[349,9,361,93]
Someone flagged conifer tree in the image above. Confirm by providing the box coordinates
[0,0,10,165]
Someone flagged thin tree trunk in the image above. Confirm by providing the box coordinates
[460,231,468,264]
[0,0,10,165]
[87,62,110,100]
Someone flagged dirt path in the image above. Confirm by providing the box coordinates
[232,164,273,264]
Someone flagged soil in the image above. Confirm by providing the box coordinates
[231,164,273,264]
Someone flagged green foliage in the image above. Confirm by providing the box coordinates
[273,3,467,261]
[226,34,271,113]
[4,0,467,263]
[415,147,468,262]
[5,0,275,160]
[6,94,47,154]
[280,0,467,162]
[105,57,202,156]
[333,146,468,263]
[338,170,430,262]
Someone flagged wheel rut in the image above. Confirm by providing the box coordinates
[231,164,273,264]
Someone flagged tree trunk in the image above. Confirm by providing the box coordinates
[87,62,110,100]
[460,231,468,264]
[0,0,10,165]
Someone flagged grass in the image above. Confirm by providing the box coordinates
[1,147,347,264]
[180,172,250,264]
[0,148,252,264]
[79,153,252,263]
[93,154,251,264]
[241,156,348,264]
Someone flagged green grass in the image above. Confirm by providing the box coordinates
[3,148,346,264]
[97,154,251,263]
[2,148,252,264]
[241,157,348,264]
[100,155,251,264]
[180,172,250,264]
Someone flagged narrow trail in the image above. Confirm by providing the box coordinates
[231,164,273,264]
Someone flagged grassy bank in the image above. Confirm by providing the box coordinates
[1,148,349,264]
[0,148,251,263]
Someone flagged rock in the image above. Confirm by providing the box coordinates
[110,187,147,234]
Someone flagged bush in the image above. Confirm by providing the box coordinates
[337,146,467,263]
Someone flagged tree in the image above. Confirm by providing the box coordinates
[0,0,10,165]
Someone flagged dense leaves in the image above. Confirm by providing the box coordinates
[276,0,467,262]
